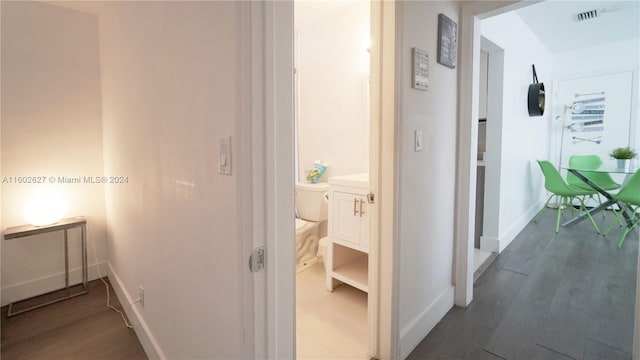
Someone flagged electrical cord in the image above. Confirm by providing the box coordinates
[89,233,134,329]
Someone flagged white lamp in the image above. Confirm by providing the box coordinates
[23,192,68,226]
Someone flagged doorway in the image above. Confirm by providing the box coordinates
[293,1,374,358]
[457,1,640,358]
[473,37,505,279]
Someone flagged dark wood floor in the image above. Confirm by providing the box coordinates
[1,278,147,360]
[409,209,637,360]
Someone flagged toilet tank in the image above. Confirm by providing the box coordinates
[295,182,329,221]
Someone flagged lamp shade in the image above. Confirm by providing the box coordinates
[23,193,67,226]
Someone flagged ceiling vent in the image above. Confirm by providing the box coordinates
[573,5,627,22]
[574,9,598,22]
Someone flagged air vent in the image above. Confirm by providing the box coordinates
[574,9,598,21]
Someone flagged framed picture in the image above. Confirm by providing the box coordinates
[412,47,429,90]
[437,14,457,69]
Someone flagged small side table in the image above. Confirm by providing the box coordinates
[3,217,88,316]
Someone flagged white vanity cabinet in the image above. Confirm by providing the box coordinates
[326,173,369,293]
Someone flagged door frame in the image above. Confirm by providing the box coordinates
[477,36,505,254]
[370,1,398,358]
[454,0,531,306]
[245,1,296,358]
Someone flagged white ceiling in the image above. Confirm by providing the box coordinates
[515,0,640,53]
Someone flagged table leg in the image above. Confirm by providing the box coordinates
[6,221,89,317]
[562,170,634,228]
[82,224,88,288]
[64,228,69,297]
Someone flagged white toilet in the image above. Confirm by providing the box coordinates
[295,182,329,273]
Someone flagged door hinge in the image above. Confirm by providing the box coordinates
[249,246,265,273]
[367,192,375,204]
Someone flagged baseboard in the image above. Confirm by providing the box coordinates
[399,286,454,359]
[1,262,108,306]
[496,198,546,252]
[481,198,546,254]
[480,236,499,253]
[108,263,165,360]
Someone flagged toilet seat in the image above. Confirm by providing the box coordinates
[295,218,315,232]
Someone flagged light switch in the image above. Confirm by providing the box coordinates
[219,136,232,175]
[414,130,423,152]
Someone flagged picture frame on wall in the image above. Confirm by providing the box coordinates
[412,47,429,90]
[437,14,457,69]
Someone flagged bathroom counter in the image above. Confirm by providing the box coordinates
[328,173,369,189]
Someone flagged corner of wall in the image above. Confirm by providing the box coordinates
[107,263,165,360]
[487,196,546,254]
[398,286,454,359]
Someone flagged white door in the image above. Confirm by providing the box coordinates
[556,71,634,169]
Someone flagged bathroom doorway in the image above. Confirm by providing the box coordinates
[293,1,372,358]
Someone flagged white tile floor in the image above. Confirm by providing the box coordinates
[296,262,368,360]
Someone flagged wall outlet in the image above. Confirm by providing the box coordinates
[138,285,144,308]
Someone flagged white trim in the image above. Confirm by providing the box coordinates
[497,199,546,253]
[480,198,546,253]
[480,36,505,257]
[399,286,454,359]
[370,1,398,358]
[107,263,165,360]
[368,0,381,351]
[454,5,480,308]
[1,262,108,306]
[455,0,522,308]
[479,235,500,253]
[263,1,296,358]
[238,1,258,358]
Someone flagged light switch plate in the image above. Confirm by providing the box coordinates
[414,130,423,152]
[219,136,232,175]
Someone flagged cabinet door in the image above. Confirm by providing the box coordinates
[331,191,362,245]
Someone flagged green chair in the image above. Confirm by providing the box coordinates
[567,155,621,192]
[535,160,600,233]
[603,169,640,247]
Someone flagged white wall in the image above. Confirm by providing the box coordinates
[295,1,370,181]
[98,2,244,358]
[396,2,459,357]
[0,1,107,305]
[479,12,552,252]
[552,38,640,158]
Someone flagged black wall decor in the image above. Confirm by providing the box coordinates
[528,65,545,116]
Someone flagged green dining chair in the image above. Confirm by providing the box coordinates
[567,155,621,192]
[603,169,640,247]
[535,160,600,233]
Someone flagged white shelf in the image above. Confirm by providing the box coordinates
[333,238,368,254]
[332,255,368,293]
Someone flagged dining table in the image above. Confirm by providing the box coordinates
[561,160,638,227]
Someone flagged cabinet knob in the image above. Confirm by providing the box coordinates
[359,199,365,216]
[353,198,359,216]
